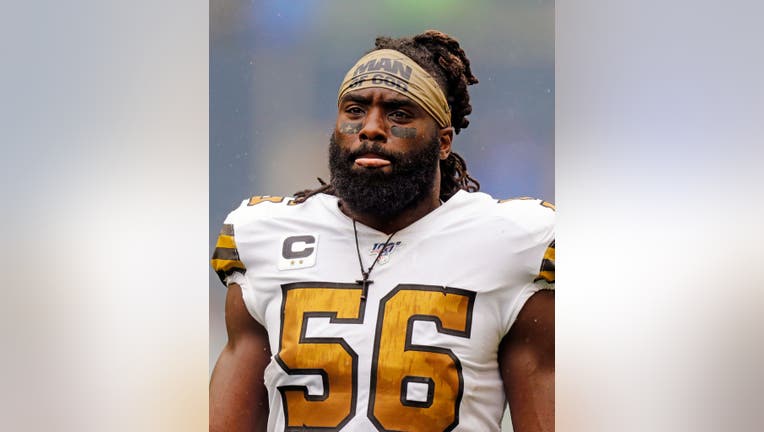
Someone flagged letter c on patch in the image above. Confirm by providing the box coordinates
[282,235,316,259]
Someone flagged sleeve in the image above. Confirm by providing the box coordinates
[495,196,556,334]
[210,222,247,286]
[497,196,555,290]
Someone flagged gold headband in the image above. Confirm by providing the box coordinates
[337,49,451,128]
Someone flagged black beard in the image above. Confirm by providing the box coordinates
[328,133,440,218]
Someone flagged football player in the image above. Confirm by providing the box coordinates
[210,30,554,432]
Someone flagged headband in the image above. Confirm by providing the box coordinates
[337,49,451,128]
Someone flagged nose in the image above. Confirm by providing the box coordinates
[358,107,387,143]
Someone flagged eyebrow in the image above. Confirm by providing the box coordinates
[340,93,372,105]
[340,93,418,110]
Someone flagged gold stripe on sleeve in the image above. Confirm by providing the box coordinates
[534,240,555,283]
[215,234,237,250]
[211,258,246,274]
[211,223,246,283]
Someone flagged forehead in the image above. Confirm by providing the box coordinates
[339,87,418,106]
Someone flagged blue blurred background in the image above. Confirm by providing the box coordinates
[210,0,554,380]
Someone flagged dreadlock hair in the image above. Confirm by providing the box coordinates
[294,29,480,203]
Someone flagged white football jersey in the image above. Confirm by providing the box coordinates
[212,190,555,432]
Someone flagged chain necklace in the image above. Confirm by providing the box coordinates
[352,219,398,301]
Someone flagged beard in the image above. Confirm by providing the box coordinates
[328,132,440,218]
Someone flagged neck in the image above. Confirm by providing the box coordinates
[339,183,442,234]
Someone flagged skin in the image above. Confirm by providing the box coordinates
[338,122,362,135]
[501,290,555,432]
[210,86,555,432]
[210,283,271,432]
[390,125,418,138]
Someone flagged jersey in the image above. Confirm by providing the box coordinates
[211,190,555,432]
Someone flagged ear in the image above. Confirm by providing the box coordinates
[439,127,454,160]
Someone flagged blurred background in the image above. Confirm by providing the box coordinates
[209,0,555,367]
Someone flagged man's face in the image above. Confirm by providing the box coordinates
[330,87,447,217]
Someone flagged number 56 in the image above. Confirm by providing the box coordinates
[276,283,475,432]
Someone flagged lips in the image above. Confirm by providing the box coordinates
[354,152,391,168]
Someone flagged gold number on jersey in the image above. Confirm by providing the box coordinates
[539,200,555,211]
[498,196,533,203]
[247,195,302,206]
[498,196,555,211]
[276,283,365,430]
[276,283,475,431]
[247,195,285,206]
[369,285,475,432]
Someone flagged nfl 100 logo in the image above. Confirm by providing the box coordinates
[369,241,402,265]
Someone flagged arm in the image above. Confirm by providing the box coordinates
[210,283,272,432]
[499,289,555,432]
